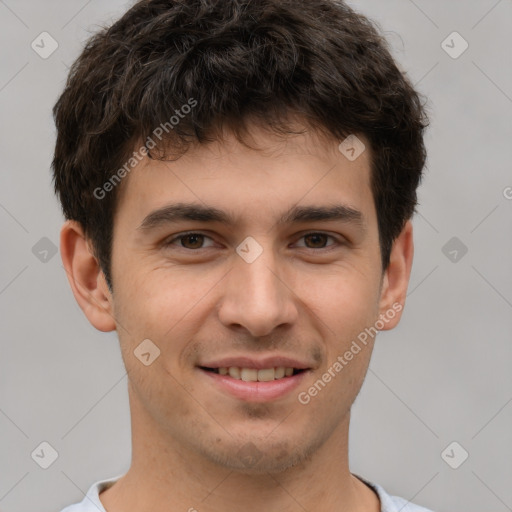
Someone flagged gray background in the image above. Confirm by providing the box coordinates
[1,1,511,511]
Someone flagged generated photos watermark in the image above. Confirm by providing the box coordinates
[297,302,403,405]
[93,97,198,200]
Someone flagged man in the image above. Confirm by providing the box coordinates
[53,0,433,510]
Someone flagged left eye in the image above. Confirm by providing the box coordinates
[294,232,337,249]
[165,232,338,250]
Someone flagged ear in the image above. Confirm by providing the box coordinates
[60,220,116,332]
[377,220,414,330]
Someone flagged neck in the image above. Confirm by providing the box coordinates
[100,390,380,512]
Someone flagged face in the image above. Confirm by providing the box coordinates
[101,124,402,473]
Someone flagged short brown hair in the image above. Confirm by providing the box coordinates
[52,0,429,291]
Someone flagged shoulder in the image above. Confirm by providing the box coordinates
[59,476,121,512]
[354,474,435,512]
[378,487,434,512]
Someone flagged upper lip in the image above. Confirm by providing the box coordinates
[198,355,312,370]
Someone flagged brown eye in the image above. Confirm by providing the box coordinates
[303,233,330,249]
[179,233,205,249]
[165,232,215,250]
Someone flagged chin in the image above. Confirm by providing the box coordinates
[201,436,320,475]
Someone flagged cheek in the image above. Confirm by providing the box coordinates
[300,266,381,333]
[113,268,205,424]
[296,265,381,406]
[112,266,223,371]
[297,278,378,422]
[115,263,203,326]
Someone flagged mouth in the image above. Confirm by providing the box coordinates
[199,366,306,381]
[197,363,310,402]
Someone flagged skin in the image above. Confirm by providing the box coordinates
[60,122,414,512]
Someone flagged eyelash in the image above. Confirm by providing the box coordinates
[163,231,343,252]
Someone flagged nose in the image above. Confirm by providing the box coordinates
[217,247,299,338]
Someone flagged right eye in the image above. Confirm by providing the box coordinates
[164,232,217,250]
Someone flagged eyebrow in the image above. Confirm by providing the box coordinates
[137,202,365,232]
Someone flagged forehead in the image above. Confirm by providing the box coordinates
[114,124,375,230]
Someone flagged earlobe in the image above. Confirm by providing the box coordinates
[378,220,414,330]
[60,220,116,332]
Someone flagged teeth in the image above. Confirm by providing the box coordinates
[241,368,258,382]
[215,366,297,381]
[274,366,285,379]
[257,368,275,382]
[228,367,241,379]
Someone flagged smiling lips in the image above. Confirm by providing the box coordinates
[197,356,312,401]
[201,366,301,381]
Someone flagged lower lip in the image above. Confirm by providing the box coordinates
[199,368,309,402]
